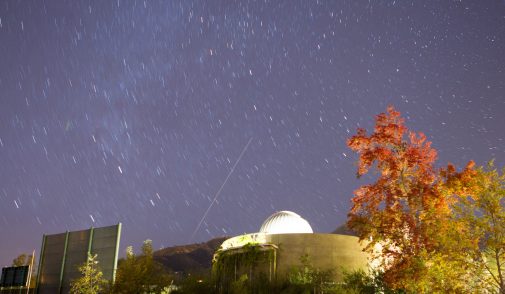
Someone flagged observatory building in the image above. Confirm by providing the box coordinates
[213,211,369,287]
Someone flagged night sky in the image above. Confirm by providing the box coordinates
[1,0,504,267]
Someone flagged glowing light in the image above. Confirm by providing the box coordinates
[260,211,313,234]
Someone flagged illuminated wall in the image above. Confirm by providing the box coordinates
[36,224,121,294]
[214,233,369,287]
[265,233,369,279]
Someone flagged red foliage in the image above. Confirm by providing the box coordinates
[346,106,477,289]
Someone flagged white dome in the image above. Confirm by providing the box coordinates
[259,211,313,234]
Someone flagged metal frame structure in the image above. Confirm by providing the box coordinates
[35,223,121,294]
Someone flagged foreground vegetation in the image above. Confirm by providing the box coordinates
[69,106,504,293]
[71,243,400,294]
[346,106,505,293]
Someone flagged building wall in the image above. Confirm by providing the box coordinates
[265,233,368,281]
[213,233,369,285]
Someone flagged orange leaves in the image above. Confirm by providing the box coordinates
[374,106,406,145]
[405,131,437,176]
[346,106,477,291]
[440,160,480,200]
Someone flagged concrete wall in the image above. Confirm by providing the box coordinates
[265,233,368,281]
[214,233,369,284]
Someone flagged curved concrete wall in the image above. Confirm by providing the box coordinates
[265,233,368,281]
[214,233,369,283]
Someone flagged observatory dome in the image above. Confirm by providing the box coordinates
[259,211,313,234]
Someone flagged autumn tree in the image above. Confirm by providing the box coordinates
[70,253,107,294]
[452,161,505,293]
[347,106,477,292]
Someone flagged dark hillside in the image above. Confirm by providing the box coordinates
[153,226,355,274]
[153,237,228,273]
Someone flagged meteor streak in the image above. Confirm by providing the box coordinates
[190,137,253,240]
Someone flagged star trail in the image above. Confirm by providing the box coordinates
[0,1,504,266]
